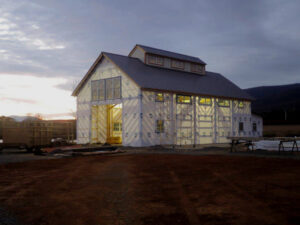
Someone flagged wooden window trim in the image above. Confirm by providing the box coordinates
[147,54,164,66]
[171,59,185,70]
[191,63,203,73]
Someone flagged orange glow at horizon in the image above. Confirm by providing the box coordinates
[0,74,76,120]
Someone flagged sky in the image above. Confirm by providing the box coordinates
[0,0,299,119]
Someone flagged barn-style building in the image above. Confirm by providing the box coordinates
[72,44,262,146]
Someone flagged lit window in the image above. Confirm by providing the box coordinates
[155,93,164,102]
[238,101,244,108]
[113,122,122,131]
[191,63,203,73]
[148,54,164,66]
[252,123,257,132]
[156,120,164,133]
[199,97,212,105]
[239,122,244,132]
[171,60,184,69]
[176,95,192,104]
[217,99,230,107]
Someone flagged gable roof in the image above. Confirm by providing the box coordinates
[73,52,253,101]
[133,44,206,65]
[72,52,104,96]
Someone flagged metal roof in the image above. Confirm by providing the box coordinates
[136,44,206,65]
[103,52,253,101]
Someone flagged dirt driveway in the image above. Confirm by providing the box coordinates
[0,149,53,165]
[0,153,300,225]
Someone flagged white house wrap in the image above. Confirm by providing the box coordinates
[73,45,262,146]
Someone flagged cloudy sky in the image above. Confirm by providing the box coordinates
[0,0,299,119]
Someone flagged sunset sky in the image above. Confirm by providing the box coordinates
[0,0,299,119]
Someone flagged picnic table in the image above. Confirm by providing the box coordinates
[228,137,263,152]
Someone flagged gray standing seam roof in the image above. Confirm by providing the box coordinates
[136,44,206,65]
[104,52,253,101]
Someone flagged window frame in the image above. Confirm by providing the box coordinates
[191,63,203,73]
[176,95,192,104]
[171,59,185,70]
[155,120,165,133]
[98,79,105,101]
[113,122,122,131]
[155,92,164,102]
[238,101,244,108]
[217,99,230,107]
[91,80,98,101]
[252,123,257,132]
[147,54,164,66]
[91,76,121,101]
[239,122,244,132]
[199,97,212,106]
[105,78,114,100]
[112,77,121,99]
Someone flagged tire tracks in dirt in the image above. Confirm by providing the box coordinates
[168,170,200,225]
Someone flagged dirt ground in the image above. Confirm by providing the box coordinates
[0,149,53,165]
[0,152,300,225]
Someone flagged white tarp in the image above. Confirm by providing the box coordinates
[253,140,300,151]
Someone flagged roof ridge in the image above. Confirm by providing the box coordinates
[137,44,200,60]
[102,51,128,57]
[136,44,206,65]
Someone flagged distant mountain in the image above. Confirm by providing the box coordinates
[244,83,300,124]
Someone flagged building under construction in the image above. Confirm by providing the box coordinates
[72,45,262,146]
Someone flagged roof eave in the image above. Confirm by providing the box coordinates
[141,87,254,101]
[72,52,105,96]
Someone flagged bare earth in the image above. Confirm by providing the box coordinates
[0,152,300,225]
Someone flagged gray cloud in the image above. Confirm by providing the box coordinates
[0,0,299,89]
[1,97,37,104]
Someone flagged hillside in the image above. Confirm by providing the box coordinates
[245,83,300,124]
